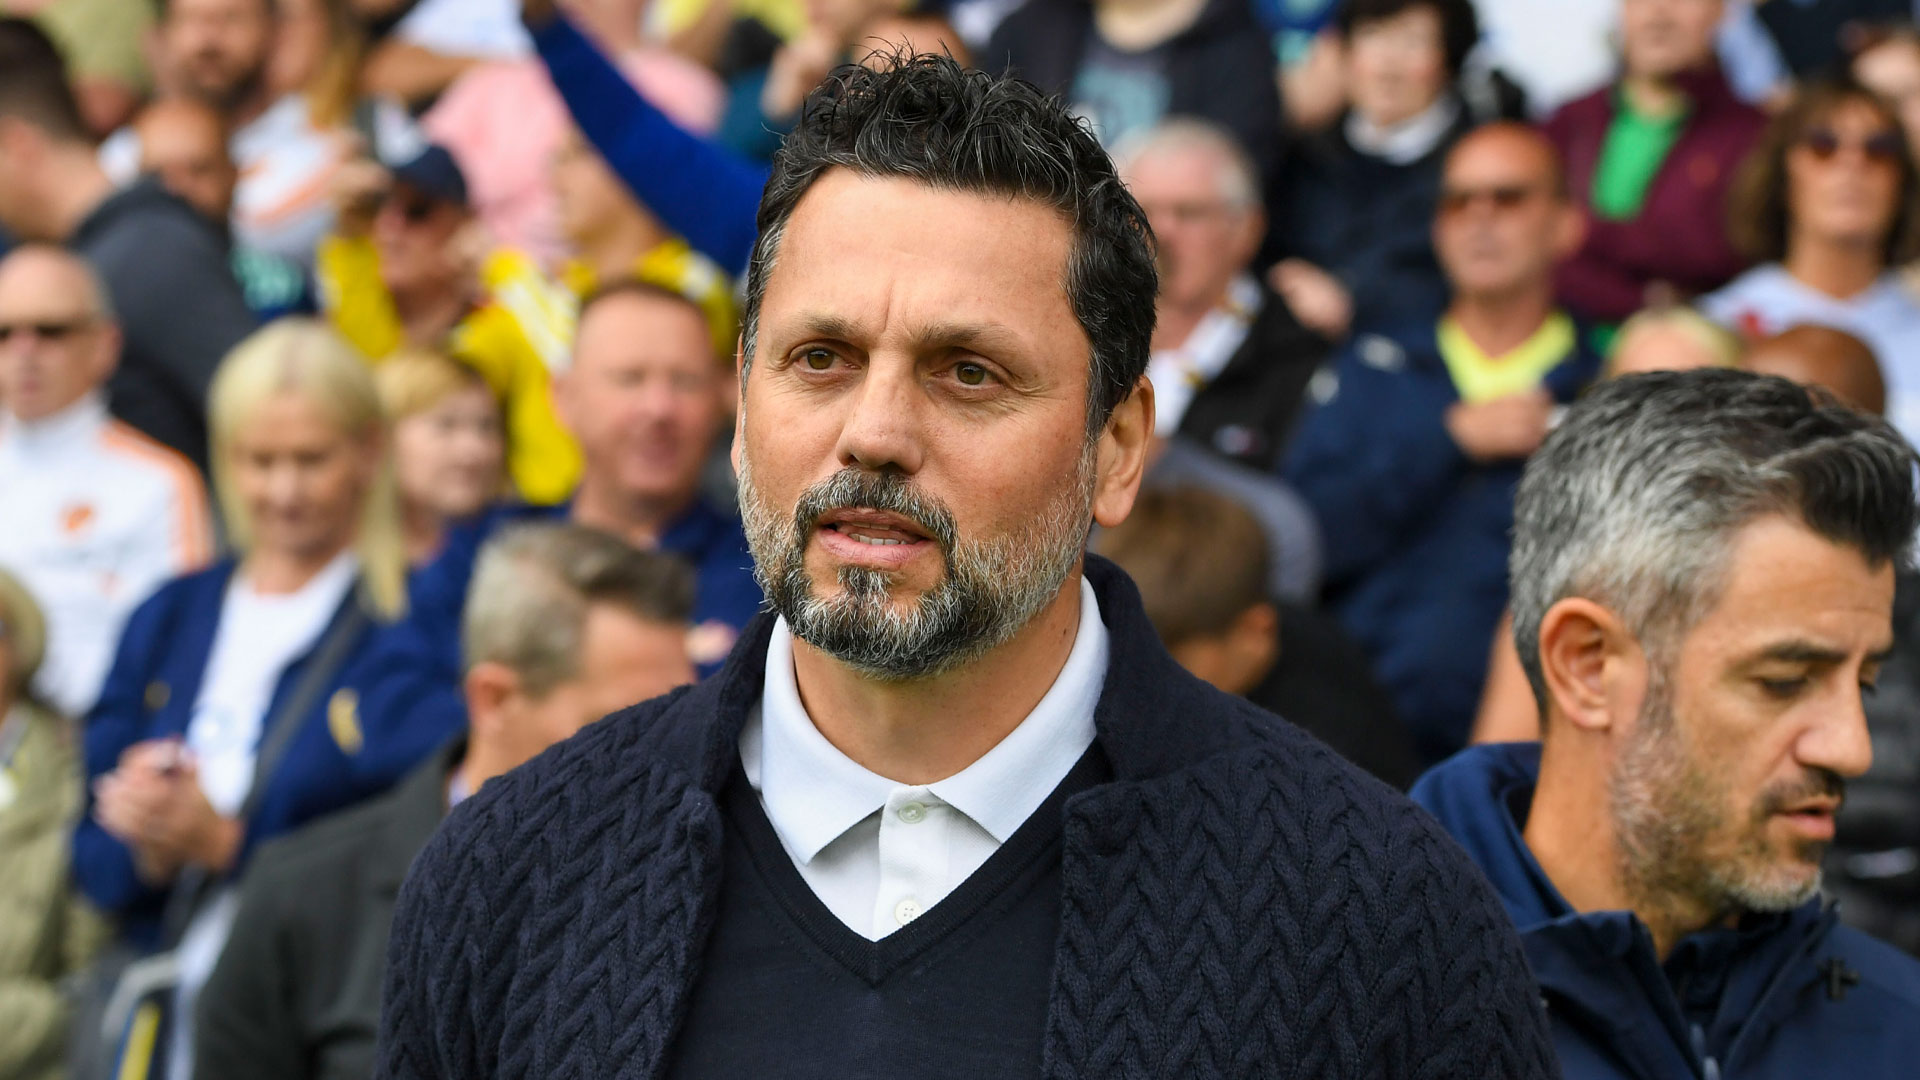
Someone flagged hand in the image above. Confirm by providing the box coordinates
[94,751,244,883]
[1444,389,1555,463]
[1269,259,1354,340]
[762,30,843,120]
[331,157,392,238]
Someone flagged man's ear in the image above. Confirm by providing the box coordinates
[1553,202,1589,262]
[1092,376,1155,528]
[1536,597,1640,735]
[462,661,521,737]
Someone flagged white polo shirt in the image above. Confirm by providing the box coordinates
[739,576,1107,940]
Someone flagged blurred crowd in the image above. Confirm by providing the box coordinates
[2,0,1920,1077]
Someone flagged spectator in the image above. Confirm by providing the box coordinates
[1604,303,1742,377]
[421,1,723,264]
[984,0,1282,181]
[1137,433,1324,604]
[1268,0,1481,340]
[317,141,582,505]
[1094,486,1418,789]
[407,281,760,677]
[24,0,155,135]
[709,0,907,162]
[132,98,314,321]
[134,0,393,263]
[0,566,110,1080]
[372,350,505,565]
[551,124,738,361]
[377,53,1557,1080]
[1745,323,1888,415]
[1284,122,1597,765]
[194,522,693,1080]
[1415,369,1920,1078]
[1850,21,1920,157]
[1115,118,1328,468]
[1700,76,1920,446]
[75,319,457,1079]
[1544,0,1765,333]
[361,0,530,108]
[0,19,257,475]
[0,245,213,721]
[1742,0,1911,79]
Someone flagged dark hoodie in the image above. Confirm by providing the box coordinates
[69,177,257,476]
[1413,742,1920,1080]
[984,0,1284,182]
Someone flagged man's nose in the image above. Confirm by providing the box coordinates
[1800,683,1876,780]
[833,358,925,476]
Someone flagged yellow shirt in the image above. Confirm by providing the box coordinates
[560,237,740,363]
[1437,311,1577,404]
[315,235,582,505]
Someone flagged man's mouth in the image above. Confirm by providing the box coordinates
[818,509,932,545]
[1774,798,1841,840]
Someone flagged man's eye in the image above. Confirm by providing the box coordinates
[803,349,836,371]
[1760,677,1809,699]
[955,362,989,386]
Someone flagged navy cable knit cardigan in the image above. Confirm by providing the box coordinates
[375,557,1560,1079]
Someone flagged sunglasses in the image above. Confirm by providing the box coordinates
[0,318,94,344]
[382,193,441,225]
[1438,184,1542,216]
[1797,128,1904,165]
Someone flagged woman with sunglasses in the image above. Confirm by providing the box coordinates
[72,320,459,1078]
[1701,76,1920,444]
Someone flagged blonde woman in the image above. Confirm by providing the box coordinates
[0,568,109,1080]
[73,320,459,1077]
[374,349,506,564]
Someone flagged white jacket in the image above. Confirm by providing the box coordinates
[0,396,213,717]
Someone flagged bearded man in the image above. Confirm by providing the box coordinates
[1415,368,1920,1080]
[373,53,1556,1080]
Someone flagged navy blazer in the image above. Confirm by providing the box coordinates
[74,560,461,941]
[1414,743,1920,1079]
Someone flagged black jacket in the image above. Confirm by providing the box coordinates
[70,179,257,476]
[1176,284,1329,469]
[375,556,1558,1079]
[984,0,1283,182]
[195,741,460,1080]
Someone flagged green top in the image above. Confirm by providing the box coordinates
[1589,89,1688,222]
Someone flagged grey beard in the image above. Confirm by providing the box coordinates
[737,449,1095,682]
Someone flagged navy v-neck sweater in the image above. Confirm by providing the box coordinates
[665,750,1107,1078]
[376,557,1561,1079]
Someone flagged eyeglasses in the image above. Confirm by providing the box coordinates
[1438,184,1543,216]
[0,318,95,344]
[1797,128,1905,166]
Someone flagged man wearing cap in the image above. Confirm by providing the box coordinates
[317,142,581,505]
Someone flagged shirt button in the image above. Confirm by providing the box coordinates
[894,898,923,926]
[897,802,927,824]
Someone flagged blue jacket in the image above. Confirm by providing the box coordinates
[376,555,1560,1079]
[1413,743,1920,1079]
[406,497,764,678]
[1283,322,1599,762]
[74,561,461,941]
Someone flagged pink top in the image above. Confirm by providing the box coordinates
[425,48,724,266]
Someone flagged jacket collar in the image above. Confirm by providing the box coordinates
[671,553,1237,796]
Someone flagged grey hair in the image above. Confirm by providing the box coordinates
[462,523,695,698]
[1510,369,1918,711]
[1109,117,1262,212]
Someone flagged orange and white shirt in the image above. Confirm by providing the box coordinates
[0,396,214,717]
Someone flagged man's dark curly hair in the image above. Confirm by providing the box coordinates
[740,52,1157,437]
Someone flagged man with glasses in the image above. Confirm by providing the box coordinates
[0,19,257,476]
[317,142,583,506]
[1285,122,1595,767]
[1544,0,1764,335]
[0,245,213,719]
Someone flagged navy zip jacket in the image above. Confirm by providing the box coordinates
[1414,743,1920,1079]
[376,556,1560,1079]
[74,561,463,944]
[1283,322,1599,763]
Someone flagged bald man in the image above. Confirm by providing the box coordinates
[1285,122,1601,764]
[1607,306,1741,378]
[1744,324,1888,417]
[0,245,213,717]
[134,98,313,321]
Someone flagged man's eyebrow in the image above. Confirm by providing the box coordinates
[778,314,1032,359]
[1738,640,1889,667]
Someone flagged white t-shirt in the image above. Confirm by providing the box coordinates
[1147,275,1263,438]
[169,550,357,1080]
[1699,265,1920,447]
